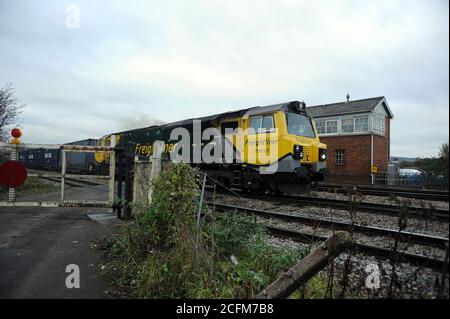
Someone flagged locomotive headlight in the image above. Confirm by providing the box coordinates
[319,149,327,161]
[288,101,307,112]
[293,145,303,160]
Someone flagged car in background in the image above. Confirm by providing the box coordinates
[399,168,425,186]
[399,168,424,176]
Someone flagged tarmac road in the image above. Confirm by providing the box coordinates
[0,205,121,299]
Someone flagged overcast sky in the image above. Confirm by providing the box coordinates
[0,0,448,157]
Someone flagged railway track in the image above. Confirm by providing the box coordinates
[39,176,101,188]
[266,226,447,271]
[28,169,102,187]
[314,183,449,202]
[239,192,449,222]
[207,202,449,270]
[65,177,101,187]
[210,202,449,248]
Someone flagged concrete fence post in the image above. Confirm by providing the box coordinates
[256,231,352,299]
[132,140,165,213]
[148,140,165,204]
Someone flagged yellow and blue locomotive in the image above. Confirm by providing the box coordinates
[96,101,328,193]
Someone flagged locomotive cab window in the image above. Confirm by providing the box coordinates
[286,112,316,138]
[249,115,275,134]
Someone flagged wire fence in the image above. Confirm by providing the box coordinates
[0,143,115,207]
[325,173,448,190]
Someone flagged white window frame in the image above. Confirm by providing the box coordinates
[315,113,374,136]
[341,118,355,133]
[335,149,345,166]
[355,115,369,132]
[315,120,325,134]
[325,120,338,134]
[372,116,385,135]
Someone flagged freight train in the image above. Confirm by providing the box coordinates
[18,139,101,173]
[96,101,328,193]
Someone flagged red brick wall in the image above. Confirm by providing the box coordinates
[373,135,388,172]
[319,118,391,184]
[320,135,372,176]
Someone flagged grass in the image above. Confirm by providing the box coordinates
[15,177,59,195]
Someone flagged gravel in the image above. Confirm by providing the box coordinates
[310,190,449,210]
[266,235,449,299]
[260,216,447,259]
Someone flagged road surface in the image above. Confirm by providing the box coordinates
[0,205,122,298]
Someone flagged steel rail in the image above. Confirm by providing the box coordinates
[40,176,101,188]
[314,184,449,202]
[265,226,447,271]
[207,187,449,222]
[265,194,449,222]
[209,202,449,248]
[317,183,449,195]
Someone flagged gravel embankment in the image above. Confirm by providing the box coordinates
[267,236,449,299]
[310,190,449,210]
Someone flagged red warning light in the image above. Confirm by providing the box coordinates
[11,128,22,138]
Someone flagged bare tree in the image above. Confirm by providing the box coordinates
[0,83,24,141]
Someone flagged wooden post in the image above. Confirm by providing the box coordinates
[256,231,352,299]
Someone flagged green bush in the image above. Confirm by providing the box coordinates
[138,163,199,248]
[207,212,263,257]
[102,163,306,298]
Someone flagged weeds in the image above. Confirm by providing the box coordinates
[16,177,59,195]
[101,163,305,298]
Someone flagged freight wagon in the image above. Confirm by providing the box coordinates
[65,138,98,172]
[18,138,99,173]
[19,148,60,170]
